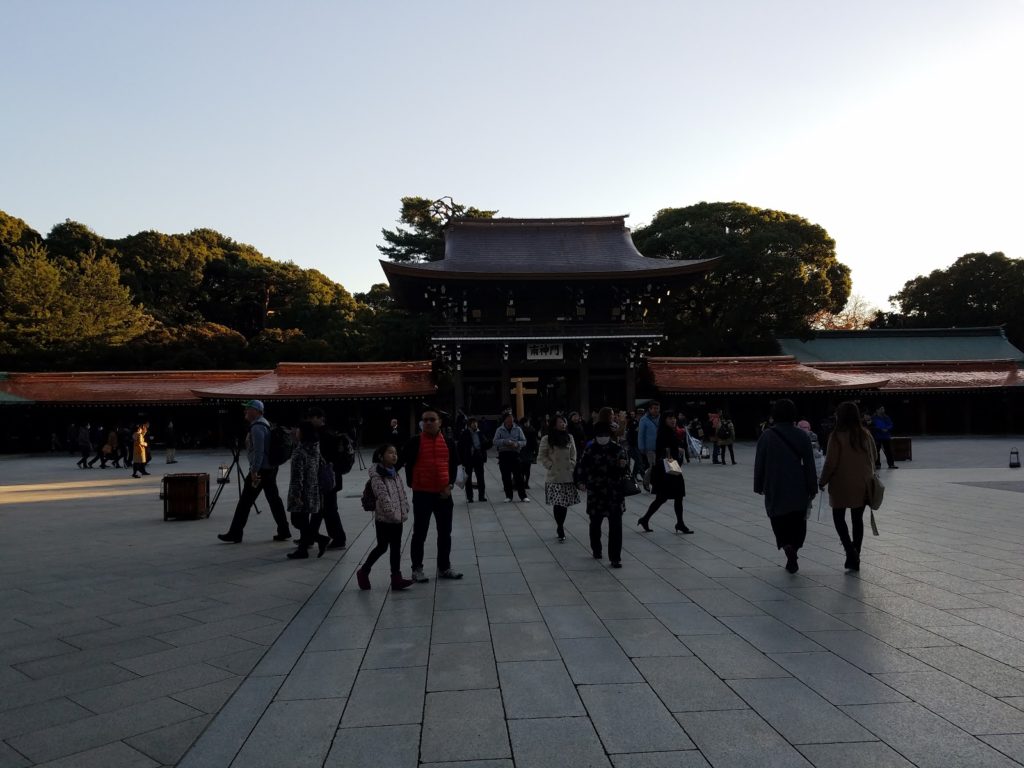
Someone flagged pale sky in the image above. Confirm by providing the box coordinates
[3,0,1022,312]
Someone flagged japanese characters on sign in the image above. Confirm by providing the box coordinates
[526,343,563,360]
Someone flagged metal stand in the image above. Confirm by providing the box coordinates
[208,442,261,517]
[353,425,367,471]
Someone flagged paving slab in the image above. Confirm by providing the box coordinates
[325,723,420,768]
[497,660,585,719]
[675,709,813,768]
[427,641,498,691]
[509,717,612,768]
[634,656,748,712]
[490,621,560,661]
[727,678,874,744]
[231,698,344,767]
[421,689,511,763]
[579,683,695,754]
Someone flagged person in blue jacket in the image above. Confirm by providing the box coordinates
[637,401,660,492]
[870,406,897,470]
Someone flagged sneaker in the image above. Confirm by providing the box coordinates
[438,568,463,580]
[610,561,622,568]
[411,569,430,583]
[273,532,292,542]
[217,533,242,543]
[518,496,530,503]
[504,497,514,503]
[286,548,308,560]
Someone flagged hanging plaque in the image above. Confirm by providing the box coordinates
[526,343,563,360]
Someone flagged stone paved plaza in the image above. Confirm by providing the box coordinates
[2,437,1024,767]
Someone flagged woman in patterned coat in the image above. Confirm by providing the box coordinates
[575,422,629,568]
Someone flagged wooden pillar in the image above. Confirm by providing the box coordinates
[408,401,417,435]
[579,358,590,416]
[625,364,636,411]
[501,359,511,412]
[917,399,928,435]
[453,369,465,414]
[963,397,972,434]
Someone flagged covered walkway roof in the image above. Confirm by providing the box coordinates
[0,362,436,406]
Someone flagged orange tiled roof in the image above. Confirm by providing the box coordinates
[0,370,259,404]
[814,360,1023,391]
[190,362,436,401]
[647,356,890,394]
[0,362,436,404]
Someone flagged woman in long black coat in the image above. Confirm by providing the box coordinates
[638,411,693,534]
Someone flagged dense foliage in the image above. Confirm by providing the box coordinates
[874,252,1024,347]
[632,202,851,354]
[0,211,416,369]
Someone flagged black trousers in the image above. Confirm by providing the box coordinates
[410,491,454,572]
[589,510,623,563]
[362,521,403,575]
[77,446,91,466]
[769,510,807,550]
[874,438,895,468]
[498,452,526,500]
[226,467,289,539]
[465,458,486,501]
[833,506,865,553]
[302,489,345,546]
[713,444,735,464]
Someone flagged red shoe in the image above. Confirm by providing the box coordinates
[356,568,371,590]
[390,573,414,590]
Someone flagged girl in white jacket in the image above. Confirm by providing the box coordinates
[356,445,413,590]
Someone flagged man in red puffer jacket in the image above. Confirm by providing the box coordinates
[397,408,462,583]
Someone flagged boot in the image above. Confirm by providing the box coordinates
[391,573,414,590]
[674,510,694,534]
[356,568,371,590]
[637,516,652,533]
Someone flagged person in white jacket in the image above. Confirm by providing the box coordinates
[538,415,580,541]
[356,445,414,591]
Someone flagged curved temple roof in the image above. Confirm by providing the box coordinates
[380,216,718,281]
[647,356,890,394]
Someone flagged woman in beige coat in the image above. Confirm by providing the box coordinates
[538,415,579,542]
[818,402,877,571]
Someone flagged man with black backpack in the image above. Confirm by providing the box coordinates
[306,407,350,550]
[218,400,292,544]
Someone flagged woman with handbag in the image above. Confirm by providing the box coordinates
[638,411,693,534]
[538,414,580,542]
[818,402,877,572]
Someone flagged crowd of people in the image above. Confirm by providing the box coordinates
[203,395,900,584]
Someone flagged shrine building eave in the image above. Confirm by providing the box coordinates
[647,356,890,395]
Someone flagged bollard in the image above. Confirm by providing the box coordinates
[1011,448,1021,469]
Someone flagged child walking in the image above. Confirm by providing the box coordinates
[356,445,414,590]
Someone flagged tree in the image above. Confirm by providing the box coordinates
[874,252,1024,347]
[631,202,851,355]
[378,196,497,262]
[0,210,42,264]
[810,294,880,330]
[0,242,152,364]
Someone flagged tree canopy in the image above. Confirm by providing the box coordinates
[632,202,851,354]
[874,252,1024,347]
[0,210,370,370]
[378,196,497,262]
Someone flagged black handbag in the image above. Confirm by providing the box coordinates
[620,475,641,497]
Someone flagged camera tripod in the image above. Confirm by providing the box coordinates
[209,442,261,517]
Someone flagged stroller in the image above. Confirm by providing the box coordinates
[687,432,709,463]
